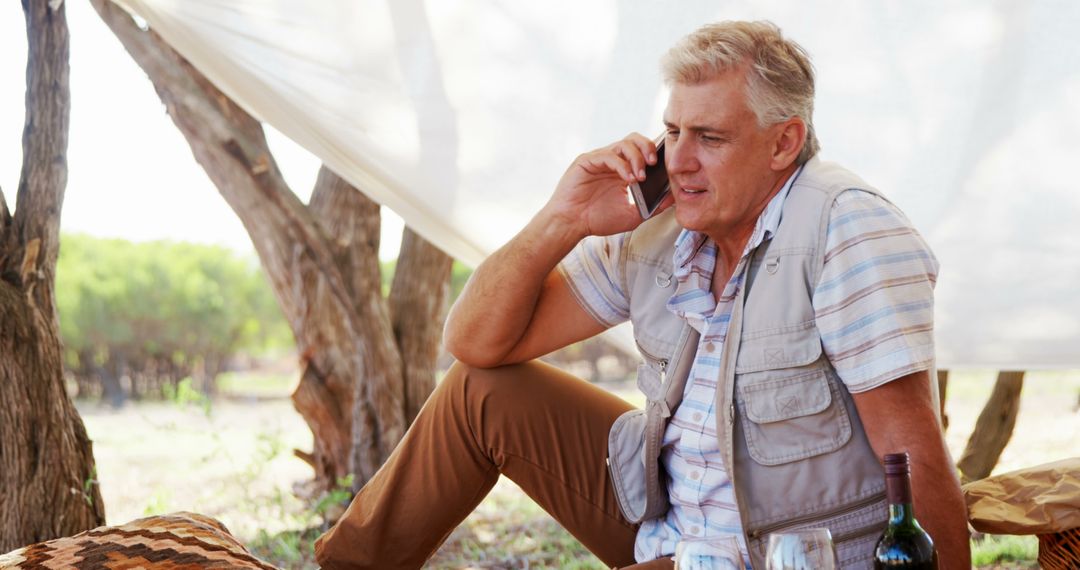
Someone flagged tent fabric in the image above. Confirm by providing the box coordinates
[112,0,1080,369]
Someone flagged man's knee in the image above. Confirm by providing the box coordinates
[440,360,526,412]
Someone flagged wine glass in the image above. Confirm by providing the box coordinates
[764,528,839,570]
[674,538,744,570]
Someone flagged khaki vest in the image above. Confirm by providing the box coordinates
[607,158,896,569]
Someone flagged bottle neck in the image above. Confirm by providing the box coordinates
[885,473,916,526]
[887,501,916,525]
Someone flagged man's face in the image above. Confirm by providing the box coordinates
[662,69,790,241]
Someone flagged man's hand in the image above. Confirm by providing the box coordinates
[852,371,972,569]
[444,133,668,368]
[540,133,673,241]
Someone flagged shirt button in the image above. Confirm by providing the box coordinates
[693,412,703,422]
[691,471,701,480]
[691,526,701,535]
[705,342,716,352]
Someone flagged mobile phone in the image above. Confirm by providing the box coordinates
[629,138,669,219]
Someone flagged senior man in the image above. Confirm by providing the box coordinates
[315,20,970,569]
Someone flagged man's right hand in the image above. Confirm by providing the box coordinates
[445,133,667,368]
[540,132,673,241]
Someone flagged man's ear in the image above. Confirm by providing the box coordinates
[771,117,807,171]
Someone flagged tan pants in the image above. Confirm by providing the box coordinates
[314,360,674,570]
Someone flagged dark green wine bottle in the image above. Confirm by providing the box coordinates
[873,452,938,569]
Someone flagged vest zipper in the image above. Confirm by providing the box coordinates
[746,491,885,544]
[634,341,669,383]
[830,520,887,544]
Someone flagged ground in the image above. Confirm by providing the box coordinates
[74,368,1079,569]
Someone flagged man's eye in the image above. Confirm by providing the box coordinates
[665,130,679,140]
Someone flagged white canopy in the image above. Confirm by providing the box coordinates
[113,0,1080,370]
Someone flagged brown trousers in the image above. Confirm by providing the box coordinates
[314,360,674,569]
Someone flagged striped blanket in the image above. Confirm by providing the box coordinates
[0,512,279,569]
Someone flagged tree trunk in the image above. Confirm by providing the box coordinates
[306,167,409,487]
[957,370,1025,483]
[390,228,453,424]
[937,369,949,432]
[0,0,106,551]
[92,0,452,495]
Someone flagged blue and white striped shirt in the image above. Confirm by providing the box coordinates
[559,170,939,565]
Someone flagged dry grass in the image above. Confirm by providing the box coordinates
[74,369,1079,568]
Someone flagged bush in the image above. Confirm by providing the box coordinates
[56,234,294,401]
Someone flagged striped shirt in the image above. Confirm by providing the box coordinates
[558,169,939,565]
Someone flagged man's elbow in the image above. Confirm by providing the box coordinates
[443,324,506,369]
[444,342,502,369]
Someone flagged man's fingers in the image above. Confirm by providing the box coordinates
[623,132,659,165]
[610,139,649,181]
[580,150,637,185]
[574,132,660,186]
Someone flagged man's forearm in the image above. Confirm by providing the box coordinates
[853,372,972,568]
[444,133,661,367]
[910,450,971,569]
[443,211,582,367]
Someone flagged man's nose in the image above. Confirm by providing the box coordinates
[665,136,698,175]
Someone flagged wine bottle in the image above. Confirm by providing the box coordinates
[873,452,938,569]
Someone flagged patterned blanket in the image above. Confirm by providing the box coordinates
[0,512,280,569]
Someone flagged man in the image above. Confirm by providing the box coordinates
[315,20,970,569]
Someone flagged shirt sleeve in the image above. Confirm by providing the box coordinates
[813,190,941,393]
[556,233,632,328]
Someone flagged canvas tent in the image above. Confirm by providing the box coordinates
[112,0,1080,370]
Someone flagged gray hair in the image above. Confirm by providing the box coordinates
[661,21,820,164]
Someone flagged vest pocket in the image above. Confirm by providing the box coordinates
[607,409,650,521]
[736,367,853,466]
[746,492,886,569]
[607,407,670,523]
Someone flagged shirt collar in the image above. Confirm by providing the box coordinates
[671,164,803,273]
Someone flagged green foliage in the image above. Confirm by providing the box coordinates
[313,474,355,519]
[162,378,212,416]
[216,371,295,398]
[379,259,395,297]
[971,534,1039,567]
[82,466,98,507]
[251,528,314,567]
[56,233,294,399]
[233,427,345,569]
[450,261,472,300]
[249,527,320,569]
[142,488,173,516]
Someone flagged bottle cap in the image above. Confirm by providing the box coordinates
[883,452,910,476]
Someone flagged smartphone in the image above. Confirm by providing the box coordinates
[629,138,669,219]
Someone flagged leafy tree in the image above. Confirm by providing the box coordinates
[56,234,294,404]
